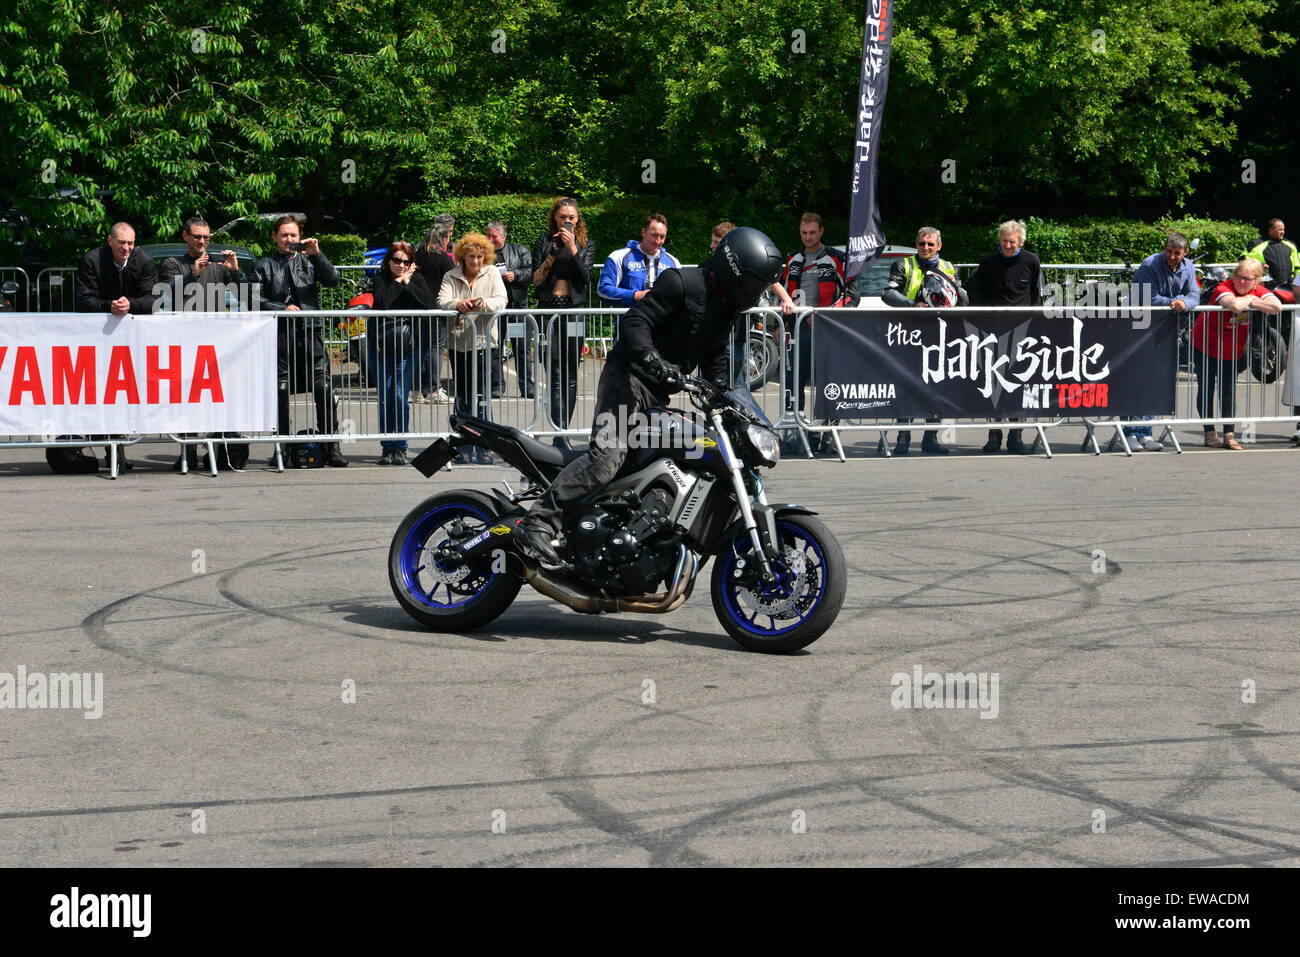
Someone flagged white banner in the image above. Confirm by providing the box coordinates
[0,313,276,435]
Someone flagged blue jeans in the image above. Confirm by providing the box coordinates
[368,339,412,452]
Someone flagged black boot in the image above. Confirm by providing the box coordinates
[327,443,349,467]
[1006,430,1029,454]
[517,516,562,566]
[893,431,912,456]
[921,430,949,454]
[982,429,1003,453]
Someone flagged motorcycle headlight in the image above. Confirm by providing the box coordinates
[746,423,780,466]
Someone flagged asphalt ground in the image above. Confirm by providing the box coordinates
[0,420,1296,868]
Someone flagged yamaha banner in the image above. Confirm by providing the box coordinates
[845,0,895,281]
[812,309,1178,420]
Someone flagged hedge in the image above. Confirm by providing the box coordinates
[395,194,1262,267]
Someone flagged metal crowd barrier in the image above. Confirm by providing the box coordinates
[784,303,1299,460]
[0,266,31,312]
[3,302,1296,476]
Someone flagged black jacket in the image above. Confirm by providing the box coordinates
[158,253,244,309]
[494,241,532,310]
[414,247,454,297]
[368,271,436,353]
[252,250,340,332]
[74,246,160,314]
[608,266,732,397]
[532,234,596,306]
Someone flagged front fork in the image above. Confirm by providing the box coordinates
[711,411,777,582]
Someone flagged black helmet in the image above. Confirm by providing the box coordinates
[711,227,784,308]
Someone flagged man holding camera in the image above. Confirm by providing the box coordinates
[253,215,347,467]
[159,217,243,308]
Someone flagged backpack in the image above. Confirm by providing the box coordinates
[209,432,250,471]
[289,429,327,468]
[45,437,100,475]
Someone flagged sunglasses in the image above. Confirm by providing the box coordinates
[1231,274,1254,281]
[391,257,413,266]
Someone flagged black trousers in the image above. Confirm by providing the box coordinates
[1193,348,1243,433]
[277,334,338,438]
[540,296,583,429]
[451,347,492,419]
[529,363,658,532]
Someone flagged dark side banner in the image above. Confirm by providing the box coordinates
[811,309,1177,420]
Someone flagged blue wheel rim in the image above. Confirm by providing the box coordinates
[400,503,497,610]
[719,521,827,637]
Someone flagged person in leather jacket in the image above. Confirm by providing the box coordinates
[253,215,347,466]
[516,227,784,566]
[486,220,535,397]
[531,197,597,442]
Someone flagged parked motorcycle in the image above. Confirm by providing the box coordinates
[388,375,846,653]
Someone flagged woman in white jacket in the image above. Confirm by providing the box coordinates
[438,232,508,462]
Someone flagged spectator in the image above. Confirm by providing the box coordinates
[253,215,347,467]
[781,213,844,454]
[714,221,794,389]
[438,232,508,464]
[967,219,1043,454]
[369,241,435,466]
[1194,258,1280,450]
[1287,271,1300,445]
[485,220,535,398]
[1130,233,1200,451]
[1245,218,1298,302]
[882,226,965,455]
[75,222,159,317]
[74,222,159,471]
[158,217,243,305]
[598,213,680,307]
[158,216,245,471]
[414,214,456,403]
[531,196,596,448]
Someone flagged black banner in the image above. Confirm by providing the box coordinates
[812,309,1178,420]
[844,0,895,282]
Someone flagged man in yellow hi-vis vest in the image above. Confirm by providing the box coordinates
[882,226,967,455]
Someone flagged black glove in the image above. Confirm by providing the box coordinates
[635,350,684,393]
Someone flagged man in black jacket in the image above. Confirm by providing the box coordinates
[966,220,1043,454]
[517,227,784,565]
[158,216,244,309]
[74,222,160,471]
[486,220,535,397]
[253,215,347,466]
[75,222,159,316]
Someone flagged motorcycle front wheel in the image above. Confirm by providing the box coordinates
[711,515,846,653]
[389,490,522,632]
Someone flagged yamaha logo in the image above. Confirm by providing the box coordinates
[826,382,896,400]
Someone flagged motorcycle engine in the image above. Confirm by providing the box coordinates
[564,488,678,595]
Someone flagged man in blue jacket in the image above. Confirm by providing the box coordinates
[598,214,680,307]
[1129,232,1200,451]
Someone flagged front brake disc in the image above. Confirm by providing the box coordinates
[739,546,808,618]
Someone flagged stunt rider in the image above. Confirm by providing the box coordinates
[517,227,785,565]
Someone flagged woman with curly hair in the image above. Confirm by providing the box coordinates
[531,197,596,447]
[437,232,508,464]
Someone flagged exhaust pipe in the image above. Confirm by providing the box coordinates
[524,546,698,615]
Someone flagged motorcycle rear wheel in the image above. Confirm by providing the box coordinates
[711,515,845,653]
[389,490,522,632]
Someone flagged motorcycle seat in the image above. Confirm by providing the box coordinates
[452,411,588,468]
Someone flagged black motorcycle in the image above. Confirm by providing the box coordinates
[388,376,845,653]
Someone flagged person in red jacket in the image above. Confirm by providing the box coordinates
[1194,258,1281,449]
